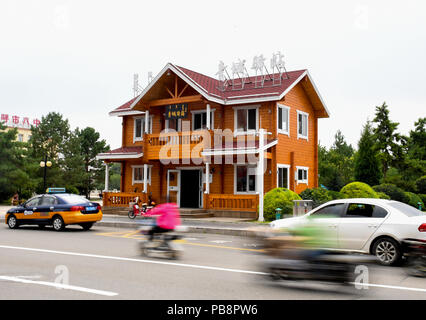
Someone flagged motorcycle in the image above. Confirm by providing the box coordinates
[128,195,156,219]
[138,223,188,260]
[259,234,352,286]
[402,239,426,277]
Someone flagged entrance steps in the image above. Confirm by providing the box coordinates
[179,208,214,218]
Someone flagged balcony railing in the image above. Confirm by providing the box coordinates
[145,130,210,160]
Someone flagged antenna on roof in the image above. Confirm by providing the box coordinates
[133,74,143,97]
[147,71,154,84]
[270,51,289,85]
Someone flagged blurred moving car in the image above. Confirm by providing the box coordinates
[270,198,426,266]
[5,188,103,231]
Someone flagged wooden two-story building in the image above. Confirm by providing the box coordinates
[97,62,330,219]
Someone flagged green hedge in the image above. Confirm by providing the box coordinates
[299,187,333,208]
[377,192,391,200]
[340,182,379,199]
[416,176,426,194]
[404,192,424,209]
[262,188,301,221]
[373,183,410,203]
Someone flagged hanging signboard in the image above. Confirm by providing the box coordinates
[165,104,188,120]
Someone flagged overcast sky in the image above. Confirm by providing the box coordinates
[1,0,425,150]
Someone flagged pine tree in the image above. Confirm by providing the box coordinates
[354,121,382,186]
[372,102,403,179]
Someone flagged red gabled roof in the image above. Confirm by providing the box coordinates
[176,65,306,102]
[109,63,328,116]
[103,146,143,154]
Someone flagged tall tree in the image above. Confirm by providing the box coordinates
[63,127,109,198]
[354,121,382,186]
[372,102,403,179]
[0,123,33,201]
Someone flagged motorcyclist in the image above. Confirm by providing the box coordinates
[142,202,181,243]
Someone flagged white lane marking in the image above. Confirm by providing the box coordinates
[0,275,118,297]
[184,238,199,241]
[350,282,426,293]
[2,245,426,294]
[14,275,43,280]
[210,240,232,244]
[0,244,266,276]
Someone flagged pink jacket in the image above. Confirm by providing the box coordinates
[144,203,181,230]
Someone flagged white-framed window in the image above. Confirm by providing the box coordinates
[191,110,214,131]
[165,118,182,132]
[277,104,290,136]
[133,116,152,142]
[297,110,309,140]
[296,166,309,185]
[132,165,152,185]
[234,164,257,194]
[234,106,259,134]
[277,164,290,189]
[18,134,23,142]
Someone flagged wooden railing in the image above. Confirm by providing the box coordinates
[205,194,259,212]
[146,130,210,159]
[102,192,147,207]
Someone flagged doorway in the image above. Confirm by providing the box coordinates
[180,170,201,208]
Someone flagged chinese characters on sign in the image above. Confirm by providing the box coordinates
[165,104,188,120]
[0,114,40,128]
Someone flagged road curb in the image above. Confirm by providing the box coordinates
[96,221,258,237]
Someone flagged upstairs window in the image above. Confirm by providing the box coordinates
[297,110,308,140]
[277,104,290,135]
[235,107,258,133]
[134,116,152,142]
[192,111,214,131]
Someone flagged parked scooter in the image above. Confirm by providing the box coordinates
[402,239,426,277]
[138,223,188,260]
[128,195,156,219]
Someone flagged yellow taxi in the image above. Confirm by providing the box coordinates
[5,188,103,231]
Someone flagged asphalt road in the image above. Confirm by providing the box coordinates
[0,224,426,300]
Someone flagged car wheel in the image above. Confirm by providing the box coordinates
[80,223,93,231]
[7,215,19,229]
[373,238,401,266]
[52,216,65,231]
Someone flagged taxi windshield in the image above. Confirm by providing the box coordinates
[57,194,90,205]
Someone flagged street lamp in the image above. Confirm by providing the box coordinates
[40,155,52,192]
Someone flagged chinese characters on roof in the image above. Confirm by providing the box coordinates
[1,114,40,128]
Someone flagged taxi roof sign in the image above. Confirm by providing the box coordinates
[46,187,66,194]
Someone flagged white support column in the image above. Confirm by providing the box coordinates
[206,103,211,130]
[144,110,150,134]
[205,162,210,194]
[257,129,265,222]
[104,163,109,192]
[143,164,148,193]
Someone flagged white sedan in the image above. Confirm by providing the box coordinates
[270,198,426,266]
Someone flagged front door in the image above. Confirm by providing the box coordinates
[180,170,201,208]
[167,170,180,206]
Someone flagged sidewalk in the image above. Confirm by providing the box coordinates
[0,205,269,237]
[99,215,267,237]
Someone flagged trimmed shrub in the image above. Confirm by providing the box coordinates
[327,190,344,200]
[340,182,378,199]
[373,183,410,203]
[263,188,301,221]
[416,176,426,194]
[404,192,424,209]
[376,192,391,200]
[299,187,332,208]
